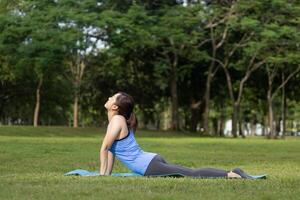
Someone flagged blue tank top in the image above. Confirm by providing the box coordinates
[108,129,157,175]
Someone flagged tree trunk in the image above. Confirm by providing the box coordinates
[156,119,160,130]
[170,54,179,131]
[250,114,257,136]
[281,73,286,139]
[222,64,240,137]
[170,76,179,130]
[231,102,239,137]
[212,118,218,136]
[275,117,280,138]
[73,92,79,128]
[190,100,201,132]
[238,107,246,138]
[203,71,212,134]
[267,90,275,139]
[33,77,43,127]
[262,115,268,136]
[203,54,216,134]
[190,107,199,132]
[70,56,86,128]
[203,101,210,133]
[218,110,225,137]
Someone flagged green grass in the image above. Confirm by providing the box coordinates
[0,126,299,200]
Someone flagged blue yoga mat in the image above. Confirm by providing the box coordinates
[64,169,267,179]
[64,169,142,177]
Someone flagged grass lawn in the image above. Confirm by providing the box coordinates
[0,126,299,200]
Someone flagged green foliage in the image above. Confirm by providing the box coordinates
[0,0,300,130]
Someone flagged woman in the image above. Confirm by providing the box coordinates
[100,92,249,178]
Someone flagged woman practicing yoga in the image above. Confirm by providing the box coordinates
[99,92,250,178]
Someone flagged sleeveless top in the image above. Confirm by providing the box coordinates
[108,129,157,175]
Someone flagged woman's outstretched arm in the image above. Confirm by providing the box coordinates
[105,151,115,175]
[99,116,122,175]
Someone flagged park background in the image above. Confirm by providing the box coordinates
[0,0,300,199]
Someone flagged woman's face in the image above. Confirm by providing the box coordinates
[104,93,120,110]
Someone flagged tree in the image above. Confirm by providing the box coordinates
[210,1,267,137]
[15,0,65,126]
[256,0,300,138]
[150,5,205,130]
[201,2,234,134]
[57,0,103,127]
[265,66,300,138]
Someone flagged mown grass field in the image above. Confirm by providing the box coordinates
[0,126,299,200]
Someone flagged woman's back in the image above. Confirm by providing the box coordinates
[109,129,157,175]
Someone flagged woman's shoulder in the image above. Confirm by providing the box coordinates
[111,114,126,121]
[110,115,126,125]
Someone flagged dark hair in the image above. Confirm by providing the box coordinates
[115,92,138,132]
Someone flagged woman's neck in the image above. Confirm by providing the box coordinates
[107,110,118,122]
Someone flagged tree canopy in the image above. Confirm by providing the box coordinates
[0,0,299,138]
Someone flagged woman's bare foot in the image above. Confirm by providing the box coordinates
[227,171,242,178]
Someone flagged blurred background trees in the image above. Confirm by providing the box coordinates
[0,0,299,138]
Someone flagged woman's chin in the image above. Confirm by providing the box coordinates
[104,104,110,110]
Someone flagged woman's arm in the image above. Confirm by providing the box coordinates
[99,116,122,175]
[105,151,115,175]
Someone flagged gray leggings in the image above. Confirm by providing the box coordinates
[144,154,229,178]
